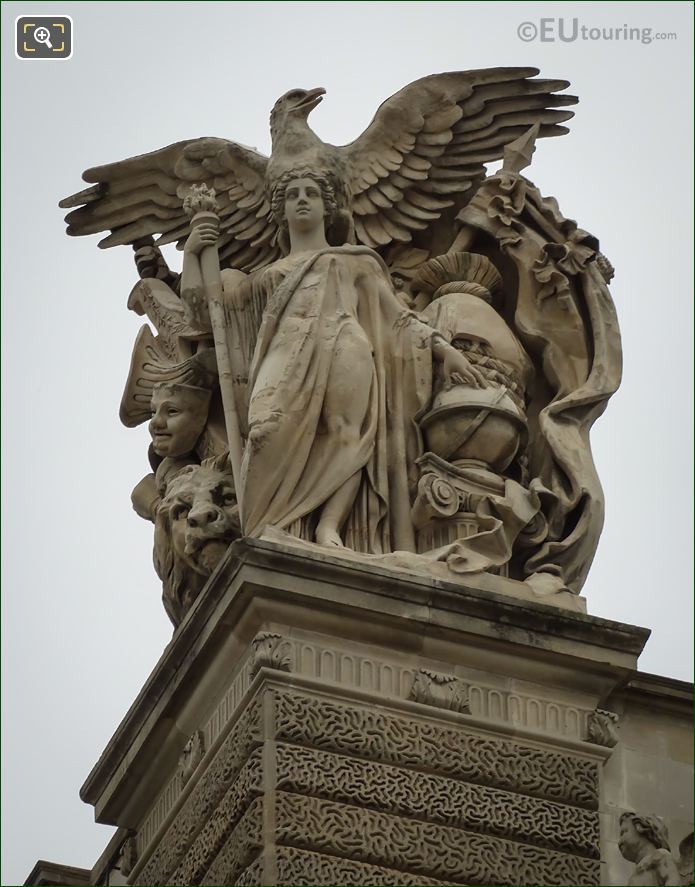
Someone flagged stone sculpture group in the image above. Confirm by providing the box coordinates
[61,67,620,625]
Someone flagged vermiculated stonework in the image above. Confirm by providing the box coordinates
[136,698,262,885]
[273,744,599,856]
[273,692,599,807]
[129,686,602,886]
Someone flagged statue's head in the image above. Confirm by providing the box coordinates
[149,382,212,458]
[271,168,338,231]
[270,88,325,135]
[271,167,348,253]
[618,812,670,862]
[153,454,240,626]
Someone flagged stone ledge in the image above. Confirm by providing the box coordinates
[24,861,91,886]
[226,537,649,656]
[622,671,694,705]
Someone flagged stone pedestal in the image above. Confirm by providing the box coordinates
[73,540,691,886]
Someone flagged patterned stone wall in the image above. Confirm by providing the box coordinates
[137,631,598,864]
[130,686,602,886]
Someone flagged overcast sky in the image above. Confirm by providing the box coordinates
[2,2,693,883]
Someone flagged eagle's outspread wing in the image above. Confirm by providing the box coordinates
[344,68,577,248]
[60,70,576,266]
[60,139,280,272]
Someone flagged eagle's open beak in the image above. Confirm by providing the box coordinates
[298,87,326,113]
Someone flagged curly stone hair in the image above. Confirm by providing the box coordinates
[619,812,671,851]
[270,168,339,230]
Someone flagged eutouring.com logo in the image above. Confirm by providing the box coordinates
[517,18,678,45]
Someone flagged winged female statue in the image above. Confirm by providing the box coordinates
[61,68,622,624]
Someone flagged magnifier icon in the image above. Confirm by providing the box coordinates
[33,26,53,48]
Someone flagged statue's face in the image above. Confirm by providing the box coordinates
[149,385,210,458]
[618,818,642,862]
[284,177,325,233]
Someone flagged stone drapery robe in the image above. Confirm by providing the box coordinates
[457,172,622,593]
[222,246,435,553]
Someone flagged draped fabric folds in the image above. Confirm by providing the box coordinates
[457,173,622,593]
[222,246,434,552]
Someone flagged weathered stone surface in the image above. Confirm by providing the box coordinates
[78,537,650,836]
[122,678,604,884]
[169,750,263,886]
[274,791,600,885]
[600,676,694,886]
[199,797,263,886]
[23,862,91,886]
[587,709,620,747]
[21,62,689,887]
[136,698,261,885]
[125,684,603,885]
[273,690,599,808]
[273,743,600,858]
[242,847,458,887]
[61,70,620,624]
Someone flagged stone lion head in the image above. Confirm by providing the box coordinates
[154,454,240,627]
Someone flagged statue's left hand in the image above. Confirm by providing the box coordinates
[441,344,487,388]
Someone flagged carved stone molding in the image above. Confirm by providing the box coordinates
[234,856,266,887]
[409,668,471,713]
[586,709,620,748]
[250,631,292,678]
[177,729,206,787]
[118,836,138,878]
[253,633,593,739]
[130,685,606,886]
[137,653,256,857]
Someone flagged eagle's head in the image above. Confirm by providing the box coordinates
[270,87,326,136]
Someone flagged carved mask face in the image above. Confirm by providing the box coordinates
[284,177,325,234]
[618,818,643,863]
[149,384,211,458]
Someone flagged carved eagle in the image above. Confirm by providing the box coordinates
[60,68,576,272]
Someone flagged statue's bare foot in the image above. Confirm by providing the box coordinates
[315,527,345,548]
